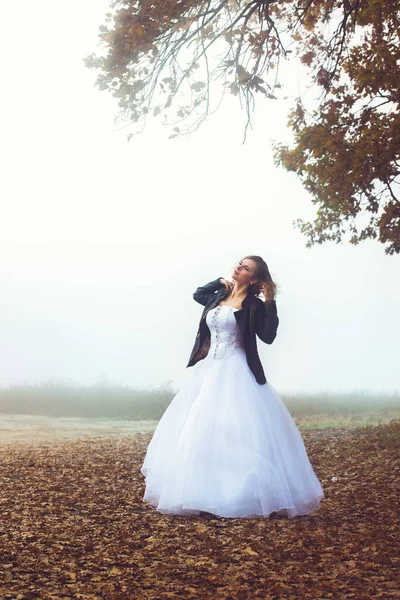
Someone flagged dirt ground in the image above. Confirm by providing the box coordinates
[0,421,399,599]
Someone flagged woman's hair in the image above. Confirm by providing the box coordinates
[242,255,279,300]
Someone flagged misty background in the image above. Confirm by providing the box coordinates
[1,0,399,399]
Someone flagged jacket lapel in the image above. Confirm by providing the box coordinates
[201,288,229,319]
[201,288,256,330]
[234,295,251,336]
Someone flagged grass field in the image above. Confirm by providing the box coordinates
[0,382,399,445]
[0,381,399,419]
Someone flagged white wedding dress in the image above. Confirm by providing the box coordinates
[140,304,324,518]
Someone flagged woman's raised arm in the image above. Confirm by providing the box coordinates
[193,278,225,306]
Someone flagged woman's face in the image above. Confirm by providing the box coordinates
[231,258,257,287]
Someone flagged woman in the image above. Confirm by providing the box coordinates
[140,256,324,519]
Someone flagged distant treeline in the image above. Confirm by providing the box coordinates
[0,381,399,421]
[0,381,175,420]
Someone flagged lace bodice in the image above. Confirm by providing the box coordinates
[206,305,245,359]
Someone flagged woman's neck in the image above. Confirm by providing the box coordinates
[229,282,249,300]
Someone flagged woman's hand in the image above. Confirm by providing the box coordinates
[260,282,274,301]
[219,278,234,293]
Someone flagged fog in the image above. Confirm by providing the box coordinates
[1,0,399,396]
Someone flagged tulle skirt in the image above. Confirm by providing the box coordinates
[140,350,324,518]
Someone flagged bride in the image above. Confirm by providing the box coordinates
[140,255,324,518]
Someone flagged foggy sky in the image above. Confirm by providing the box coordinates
[1,1,399,395]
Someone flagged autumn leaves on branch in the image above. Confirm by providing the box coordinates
[85,1,400,255]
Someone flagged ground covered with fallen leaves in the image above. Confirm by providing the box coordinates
[0,421,399,600]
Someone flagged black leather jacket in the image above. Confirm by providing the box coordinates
[186,278,279,385]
